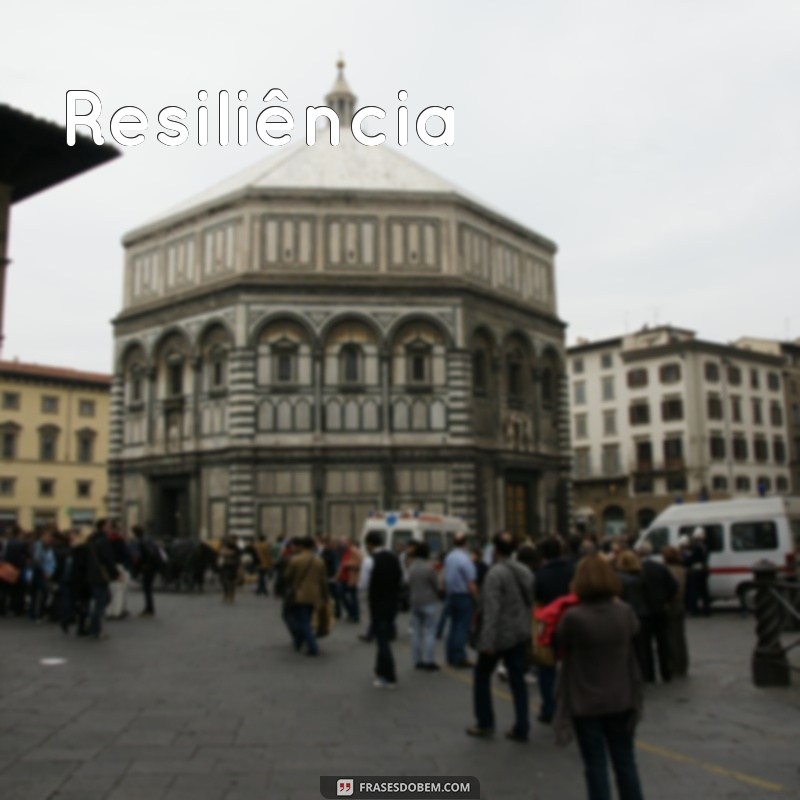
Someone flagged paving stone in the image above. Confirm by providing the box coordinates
[1,590,798,800]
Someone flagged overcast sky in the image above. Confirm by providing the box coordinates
[5,0,799,372]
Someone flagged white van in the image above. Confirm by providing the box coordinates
[360,511,472,558]
[638,497,800,605]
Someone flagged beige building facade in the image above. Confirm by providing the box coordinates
[568,326,792,537]
[0,361,111,531]
[735,337,800,495]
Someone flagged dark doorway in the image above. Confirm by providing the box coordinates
[152,476,191,539]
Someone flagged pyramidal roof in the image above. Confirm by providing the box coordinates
[127,64,554,251]
[166,130,461,214]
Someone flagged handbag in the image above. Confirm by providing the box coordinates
[315,599,335,638]
[0,561,20,585]
[532,614,556,667]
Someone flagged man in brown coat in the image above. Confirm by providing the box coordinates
[283,537,329,656]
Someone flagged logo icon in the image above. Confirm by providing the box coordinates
[336,779,354,797]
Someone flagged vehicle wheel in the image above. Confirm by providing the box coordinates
[737,584,756,613]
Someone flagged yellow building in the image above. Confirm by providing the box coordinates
[0,361,111,531]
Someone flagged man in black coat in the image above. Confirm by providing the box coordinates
[132,525,161,617]
[86,519,120,639]
[365,530,403,688]
[636,541,679,682]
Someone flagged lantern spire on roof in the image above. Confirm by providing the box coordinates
[325,56,356,125]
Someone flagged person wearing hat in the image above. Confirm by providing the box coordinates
[685,527,711,616]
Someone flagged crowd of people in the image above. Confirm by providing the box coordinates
[271,527,711,800]
[2,521,713,800]
[0,520,164,637]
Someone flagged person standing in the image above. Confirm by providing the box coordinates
[408,541,441,671]
[685,527,711,616]
[283,537,329,656]
[132,525,161,617]
[3,526,29,616]
[106,521,132,620]
[29,529,56,621]
[337,538,363,623]
[365,530,403,688]
[635,541,678,683]
[556,554,644,800]
[534,536,575,723]
[319,537,341,618]
[218,536,241,604]
[443,532,478,668]
[86,519,120,639]
[68,527,92,635]
[615,551,650,682]
[253,535,273,597]
[661,546,689,677]
[467,533,534,742]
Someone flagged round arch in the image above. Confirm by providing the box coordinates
[249,311,317,349]
[385,313,454,350]
[469,324,500,352]
[319,313,384,349]
[196,317,235,352]
[116,339,147,372]
[501,328,536,356]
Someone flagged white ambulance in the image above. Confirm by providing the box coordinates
[638,497,800,606]
[360,511,473,558]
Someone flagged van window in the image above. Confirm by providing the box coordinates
[790,520,800,551]
[645,527,669,554]
[679,524,724,553]
[424,530,444,557]
[392,529,414,552]
[730,521,778,552]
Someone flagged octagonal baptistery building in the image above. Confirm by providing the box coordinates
[108,67,572,542]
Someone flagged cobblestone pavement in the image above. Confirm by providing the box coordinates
[1,588,799,800]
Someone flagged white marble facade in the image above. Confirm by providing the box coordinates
[108,68,572,542]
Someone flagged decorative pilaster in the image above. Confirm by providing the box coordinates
[146,366,157,445]
[446,348,473,440]
[313,347,323,434]
[555,365,574,535]
[106,372,125,521]
[227,348,257,536]
[380,348,391,433]
[192,356,203,438]
[449,462,478,532]
[227,348,256,441]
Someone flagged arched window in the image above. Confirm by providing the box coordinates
[127,363,146,405]
[208,346,227,391]
[166,354,184,397]
[507,348,523,399]
[406,340,432,386]
[272,339,298,384]
[340,344,363,385]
